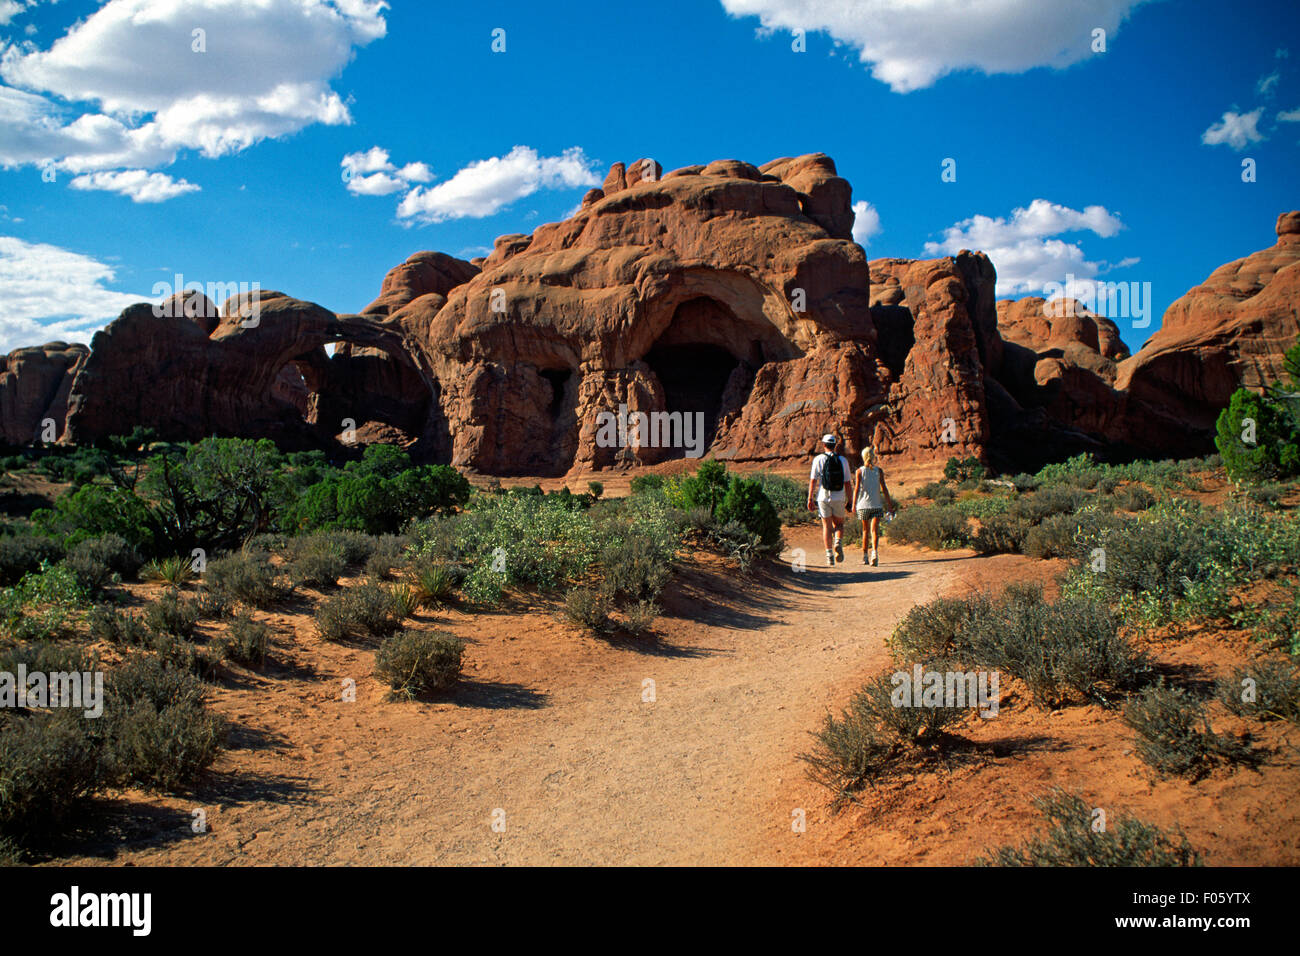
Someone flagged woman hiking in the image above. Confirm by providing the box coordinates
[851,445,896,566]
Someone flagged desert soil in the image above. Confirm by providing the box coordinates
[55,525,1300,867]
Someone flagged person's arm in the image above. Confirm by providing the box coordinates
[880,470,896,511]
[851,467,861,508]
[807,459,818,511]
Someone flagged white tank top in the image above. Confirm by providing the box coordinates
[856,466,883,510]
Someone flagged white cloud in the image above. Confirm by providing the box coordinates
[1201,109,1265,149]
[69,168,200,202]
[1258,71,1280,95]
[851,199,880,246]
[720,0,1151,92]
[396,146,600,224]
[341,146,432,196]
[1278,107,1300,122]
[0,235,147,352]
[0,0,386,193]
[0,1,25,27]
[924,199,1128,296]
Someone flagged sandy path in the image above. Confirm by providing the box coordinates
[67,530,965,866]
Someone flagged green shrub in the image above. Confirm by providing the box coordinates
[290,448,471,535]
[141,554,195,585]
[622,600,659,635]
[587,481,604,499]
[1215,387,1300,483]
[0,564,88,642]
[943,456,986,483]
[0,709,102,841]
[142,589,200,638]
[285,535,347,589]
[205,550,283,609]
[31,483,158,554]
[62,533,141,593]
[405,561,460,607]
[375,629,465,699]
[889,595,987,662]
[0,534,62,587]
[564,586,611,632]
[140,437,289,553]
[221,614,270,668]
[884,504,970,549]
[1218,659,1300,724]
[959,585,1149,707]
[1011,473,1040,492]
[716,476,781,551]
[101,654,224,791]
[1009,486,1087,525]
[598,533,671,603]
[363,534,410,579]
[1114,485,1157,511]
[314,581,403,641]
[1124,683,1256,780]
[976,790,1202,866]
[1246,482,1287,508]
[800,669,967,804]
[971,513,1031,554]
[87,605,152,647]
[629,474,665,495]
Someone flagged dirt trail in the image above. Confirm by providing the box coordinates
[61,526,966,867]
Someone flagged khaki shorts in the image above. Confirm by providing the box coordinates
[817,498,848,519]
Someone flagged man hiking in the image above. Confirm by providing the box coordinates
[807,433,853,566]
[851,445,897,566]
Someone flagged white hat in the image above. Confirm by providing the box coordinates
[821,434,837,445]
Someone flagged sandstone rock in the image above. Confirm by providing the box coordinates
[361,251,479,316]
[0,342,88,445]
[1115,211,1300,453]
[63,291,447,458]
[398,152,885,474]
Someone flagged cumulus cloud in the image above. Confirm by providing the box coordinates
[396,146,600,224]
[0,1,25,27]
[0,0,386,194]
[1278,107,1300,122]
[924,199,1129,296]
[341,146,432,196]
[1201,109,1265,149]
[851,199,880,246]
[719,0,1150,92]
[69,168,200,202]
[0,235,147,352]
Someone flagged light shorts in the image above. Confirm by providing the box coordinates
[857,507,884,521]
[817,498,848,519]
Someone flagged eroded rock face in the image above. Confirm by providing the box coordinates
[1113,212,1300,453]
[62,291,447,457]
[12,149,1293,478]
[0,342,88,445]
[398,152,888,474]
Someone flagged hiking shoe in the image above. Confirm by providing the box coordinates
[870,549,879,566]
[861,552,869,564]
[834,541,844,563]
[825,550,835,567]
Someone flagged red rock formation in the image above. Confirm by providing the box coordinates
[6,147,1289,478]
[1114,212,1300,451]
[0,342,87,445]
[394,152,887,474]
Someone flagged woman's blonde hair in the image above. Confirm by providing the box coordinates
[863,445,878,467]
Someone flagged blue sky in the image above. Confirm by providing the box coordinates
[0,0,1297,354]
